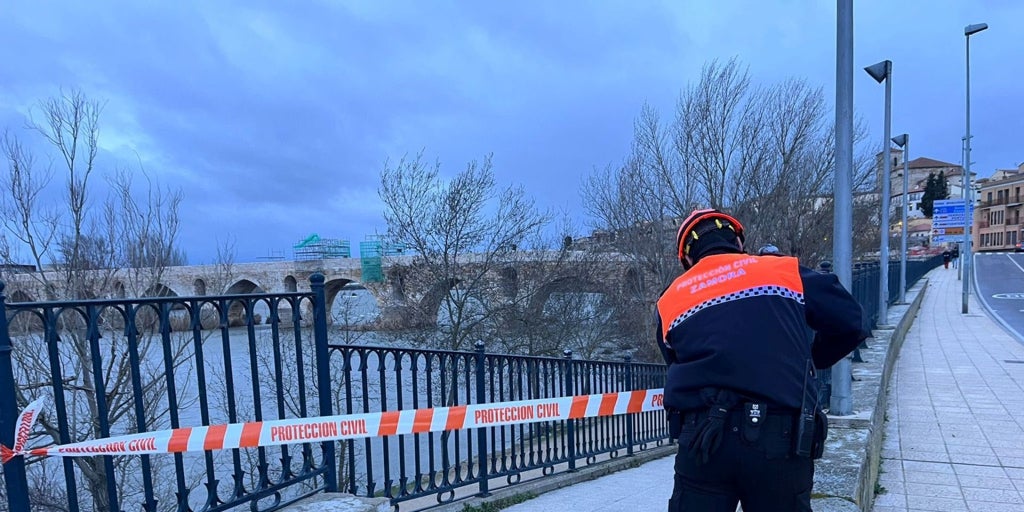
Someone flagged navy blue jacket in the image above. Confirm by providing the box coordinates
[655,253,868,412]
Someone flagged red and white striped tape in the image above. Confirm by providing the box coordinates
[1,388,665,462]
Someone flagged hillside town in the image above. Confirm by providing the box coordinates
[881,149,1024,253]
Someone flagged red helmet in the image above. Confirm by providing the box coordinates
[676,209,745,264]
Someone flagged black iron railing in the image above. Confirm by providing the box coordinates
[0,276,336,512]
[817,254,944,406]
[321,344,667,507]
[847,255,944,331]
[0,275,667,512]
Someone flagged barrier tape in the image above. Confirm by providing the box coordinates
[1,388,665,463]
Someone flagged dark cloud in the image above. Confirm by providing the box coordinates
[1,0,1021,263]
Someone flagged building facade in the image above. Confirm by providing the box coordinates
[974,164,1024,252]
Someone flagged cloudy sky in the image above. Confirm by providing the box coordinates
[1,0,1021,264]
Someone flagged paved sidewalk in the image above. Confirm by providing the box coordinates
[501,455,674,512]
[872,265,1024,511]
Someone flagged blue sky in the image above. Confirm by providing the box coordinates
[1,1,1021,263]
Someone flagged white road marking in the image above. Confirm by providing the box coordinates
[1006,253,1024,273]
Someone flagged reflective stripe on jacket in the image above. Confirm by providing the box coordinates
[656,253,867,412]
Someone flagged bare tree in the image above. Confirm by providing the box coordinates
[581,102,704,362]
[685,58,752,210]
[0,89,188,511]
[583,59,879,361]
[377,151,552,352]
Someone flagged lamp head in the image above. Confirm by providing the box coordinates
[892,134,908,147]
[864,60,891,83]
[965,23,988,36]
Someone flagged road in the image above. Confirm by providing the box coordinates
[973,251,1024,343]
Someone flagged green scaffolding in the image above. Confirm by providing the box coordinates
[292,234,351,261]
[359,238,408,283]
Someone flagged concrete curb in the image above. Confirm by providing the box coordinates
[854,276,929,511]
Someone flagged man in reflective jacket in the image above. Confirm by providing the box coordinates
[656,209,869,512]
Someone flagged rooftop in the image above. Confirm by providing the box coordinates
[907,157,961,169]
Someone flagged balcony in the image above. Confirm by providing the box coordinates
[980,195,1024,208]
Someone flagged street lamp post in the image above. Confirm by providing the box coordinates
[959,136,967,281]
[831,0,854,416]
[963,22,987,313]
[865,59,893,325]
[892,134,909,303]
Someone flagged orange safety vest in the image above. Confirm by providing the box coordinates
[656,252,811,411]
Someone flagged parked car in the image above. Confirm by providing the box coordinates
[1016,242,1024,252]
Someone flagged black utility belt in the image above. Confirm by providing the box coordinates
[678,402,827,459]
[682,403,798,427]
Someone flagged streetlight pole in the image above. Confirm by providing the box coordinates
[865,59,893,325]
[959,136,966,281]
[831,0,854,416]
[892,134,909,303]
[963,22,987,314]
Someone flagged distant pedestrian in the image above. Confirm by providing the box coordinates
[943,249,952,269]
[951,245,960,269]
[656,209,869,512]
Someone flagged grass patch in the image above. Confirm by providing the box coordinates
[462,493,537,512]
[810,493,857,504]
[874,482,888,495]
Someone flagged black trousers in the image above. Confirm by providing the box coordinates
[668,409,814,512]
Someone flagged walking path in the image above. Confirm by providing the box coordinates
[871,265,1024,511]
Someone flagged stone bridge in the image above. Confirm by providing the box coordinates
[1,252,655,329]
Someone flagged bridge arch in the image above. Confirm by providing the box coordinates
[623,267,645,298]
[386,267,407,302]
[144,283,178,298]
[323,277,353,314]
[225,279,264,295]
[7,290,35,303]
[223,279,267,326]
[193,279,207,296]
[284,275,297,293]
[500,266,518,298]
[528,276,610,317]
[418,278,461,328]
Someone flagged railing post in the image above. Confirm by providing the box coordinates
[851,265,866,363]
[815,263,834,409]
[563,349,577,472]
[310,274,337,492]
[0,282,30,512]
[474,341,490,496]
[624,354,635,457]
